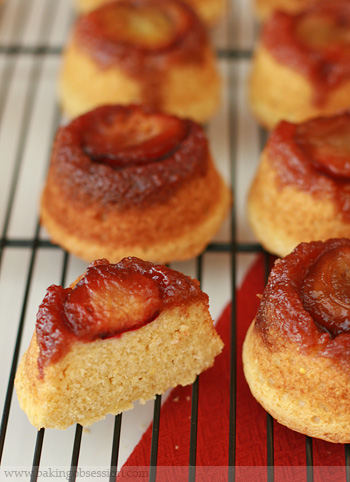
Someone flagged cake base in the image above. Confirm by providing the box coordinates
[243,321,350,444]
[59,42,221,124]
[15,303,223,429]
[249,46,350,130]
[40,163,231,264]
[247,151,349,257]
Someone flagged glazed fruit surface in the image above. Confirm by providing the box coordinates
[82,106,189,168]
[256,239,350,361]
[262,2,350,104]
[294,113,350,178]
[51,104,208,208]
[95,4,178,49]
[267,112,350,221]
[301,245,350,336]
[296,6,350,50]
[74,0,207,69]
[75,0,197,57]
[36,257,206,375]
[72,0,207,109]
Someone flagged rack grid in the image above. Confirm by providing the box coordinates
[0,0,347,481]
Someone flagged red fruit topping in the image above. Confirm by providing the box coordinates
[262,4,350,105]
[301,245,350,337]
[36,285,74,375]
[295,112,350,179]
[82,106,189,169]
[35,257,206,374]
[64,264,162,340]
[296,8,350,51]
[96,3,179,49]
[86,0,194,51]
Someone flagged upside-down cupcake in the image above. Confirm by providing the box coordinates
[249,1,350,129]
[15,257,223,429]
[254,0,324,20]
[40,104,231,264]
[73,0,227,28]
[59,0,221,123]
[248,112,350,257]
[243,238,350,443]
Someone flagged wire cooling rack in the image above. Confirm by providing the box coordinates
[1,0,348,481]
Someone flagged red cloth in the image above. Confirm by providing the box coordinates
[120,255,347,481]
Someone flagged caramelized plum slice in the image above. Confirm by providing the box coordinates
[295,113,350,179]
[36,285,74,373]
[83,107,189,168]
[301,245,350,337]
[93,2,188,50]
[296,9,350,50]
[64,264,162,339]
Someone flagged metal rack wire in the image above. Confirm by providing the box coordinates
[0,0,348,481]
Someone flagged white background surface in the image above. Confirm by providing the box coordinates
[0,0,263,478]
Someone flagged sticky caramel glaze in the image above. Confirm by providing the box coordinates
[73,0,207,109]
[36,257,206,375]
[267,113,350,223]
[74,0,226,28]
[255,239,350,367]
[48,105,207,208]
[255,0,323,20]
[262,2,350,106]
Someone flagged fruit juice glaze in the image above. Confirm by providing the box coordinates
[73,0,207,108]
[262,2,350,105]
[267,112,350,221]
[52,105,208,208]
[36,257,207,376]
[256,239,350,367]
